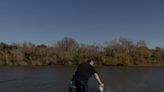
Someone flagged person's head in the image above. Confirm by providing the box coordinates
[87,58,95,66]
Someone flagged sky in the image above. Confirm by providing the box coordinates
[0,0,163,48]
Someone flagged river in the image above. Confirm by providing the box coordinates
[0,66,164,92]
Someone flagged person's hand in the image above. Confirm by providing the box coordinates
[99,83,104,92]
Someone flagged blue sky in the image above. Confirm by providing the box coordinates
[0,0,163,48]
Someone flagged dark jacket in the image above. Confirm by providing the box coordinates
[73,62,97,82]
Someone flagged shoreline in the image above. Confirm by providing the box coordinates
[1,63,164,68]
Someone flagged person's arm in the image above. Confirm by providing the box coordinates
[94,73,104,87]
[72,65,80,81]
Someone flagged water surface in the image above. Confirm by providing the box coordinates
[0,66,164,92]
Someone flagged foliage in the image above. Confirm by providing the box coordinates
[0,37,163,66]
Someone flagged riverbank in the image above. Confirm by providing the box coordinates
[0,38,164,67]
[1,62,164,67]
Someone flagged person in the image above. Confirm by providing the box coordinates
[72,58,104,92]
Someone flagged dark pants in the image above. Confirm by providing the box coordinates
[75,79,88,92]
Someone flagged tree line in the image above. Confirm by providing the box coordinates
[0,37,164,66]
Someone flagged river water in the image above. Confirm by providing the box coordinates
[0,66,164,92]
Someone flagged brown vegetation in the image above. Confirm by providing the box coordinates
[0,37,164,66]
